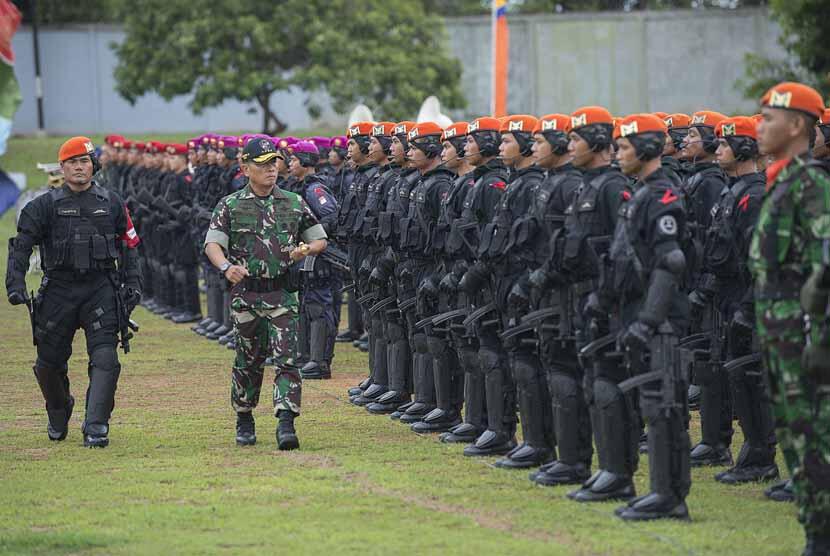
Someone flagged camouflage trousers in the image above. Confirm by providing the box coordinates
[231,306,302,416]
[757,298,830,535]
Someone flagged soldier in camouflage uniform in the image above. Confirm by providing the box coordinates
[750,82,830,555]
[205,138,328,451]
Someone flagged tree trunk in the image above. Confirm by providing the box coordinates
[258,91,288,135]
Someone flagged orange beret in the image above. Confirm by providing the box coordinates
[408,122,444,141]
[372,122,396,137]
[442,122,468,141]
[58,136,96,163]
[468,117,501,133]
[613,114,668,140]
[534,114,571,134]
[715,116,757,140]
[664,113,692,129]
[348,122,375,138]
[571,106,613,129]
[820,108,830,125]
[760,82,825,119]
[500,115,539,134]
[393,121,416,136]
[691,110,728,128]
[652,111,669,120]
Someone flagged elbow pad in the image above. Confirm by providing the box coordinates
[638,267,682,327]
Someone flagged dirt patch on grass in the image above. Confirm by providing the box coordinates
[344,470,570,544]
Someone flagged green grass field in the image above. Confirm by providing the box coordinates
[0,136,803,555]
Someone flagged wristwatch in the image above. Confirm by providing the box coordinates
[219,261,232,273]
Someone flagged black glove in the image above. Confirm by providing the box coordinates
[728,309,754,352]
[459,262,488,294]
[123,287,141,315]
[584,292,606,320]
[507,282,529,308]
[439,273,459,294]
[369,267,387,288]
[358,260,373,283]
[8,289,29,306]
[622,320,654,352]
[418,276,439,300]
[688,289,708,311]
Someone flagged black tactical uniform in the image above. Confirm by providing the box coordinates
[6,181,142,447]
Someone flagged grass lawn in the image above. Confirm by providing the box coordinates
[0,136,803,555]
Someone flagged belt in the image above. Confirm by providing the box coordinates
[46,268,114,281]
[240,276,285,293]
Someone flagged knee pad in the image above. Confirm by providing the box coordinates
[413,332,429,354]
[458,347,480,374]
[426,335,450,357]
[594,377,623,411]
[478,346,503,376]
[387,321,405,343]
[90,345,120,374]
[549,371,579,403]
[638,386,662,420]
[511,354,540,386]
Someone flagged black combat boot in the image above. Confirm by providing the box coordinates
[236,412,256,446]
[714,443,779,484]
[300,361,331,380]
[765,478,795,502]
[47,395,74,442]
[83,423,109,448]
[276,410,299,451]
[803,531,830,556]
[690,442,733,467]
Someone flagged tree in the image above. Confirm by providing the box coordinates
[112,0,465,134]
[738,0,830,101]
[13,0,122,24]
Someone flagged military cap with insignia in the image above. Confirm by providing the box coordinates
[407,121,444,157]
[613,113,668,160]
[760,81,825,119]
[241,136,280,164]
[533,113,571,153]
[570,106,614,150]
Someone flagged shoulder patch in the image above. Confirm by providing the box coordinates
[184,175,192,183]
[622,190,631,201]
[738,194,750,212]
[491,181,506,190]
[659,189,679,205]
[658,214,677,235]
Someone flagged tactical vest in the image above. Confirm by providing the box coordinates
[378,169,419,250]
[560,168,624,279]
[434,172,473,257]
[447,165,509,260]
[412,168,454,257]
[43,185,119,274]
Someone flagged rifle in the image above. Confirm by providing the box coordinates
[357,292,377,306]
[462,302,496,328]
[578,332,623,369]
[619,324,683,417]
[432,308,468,327]
[499,307,557,341]
[319,245,352,274]
[369,295,397,316]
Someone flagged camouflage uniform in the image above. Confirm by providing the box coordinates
[205,184,327,415]
[749,156,830,536]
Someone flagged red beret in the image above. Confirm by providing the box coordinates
[442,122,468,141]
[393,122,416,137]
[664,113,692,129]
[408,122,444,141]
[468,117,501,133]
[716,116,757,140]
[613,114,668,140]
[372,122,396,137]
[348,122,375,138]
[533,114,571,135]
[691,110,727,128]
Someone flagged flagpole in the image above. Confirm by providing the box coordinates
[30,0,44,133]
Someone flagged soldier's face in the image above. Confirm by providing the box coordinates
[242,160,277,187]
[390,137,406,164]
[328,149,342,166]
[368,136,386,162]
[715,139,737,172]
[441,141,459,168]
[207,149,217,164]
[499,133,521,167]
[288,155,304,176]
[680,127,705,160]
[276,155,289,175]
[407,145,427,169]
[663,134,676,156]
[568,132,592,168]
[463,135,479,164]
[758,108,801,160]
[532,134,554,167]
[188,151,198,166]
[348,139,365,164]
[61,155,94,186]
[615,137,641,176]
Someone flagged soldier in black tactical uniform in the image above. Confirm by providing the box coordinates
[681,111,735,467]
[410,122,472,433]
[365,122,420,416]
[600,114,691,521]
[440,117,508,444]
[519,114,585,485]
[6,137,143,448]
[699,117,779,485]
[554,107,631,502]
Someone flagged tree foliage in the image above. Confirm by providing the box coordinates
[739,0,830,101]
[112,0,465,133]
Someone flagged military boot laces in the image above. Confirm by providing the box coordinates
[236,412,256,446]
[276,410,299,451]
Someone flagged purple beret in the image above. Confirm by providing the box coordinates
[218,136,239,149]
[330,136,348,149]
[293,140,319,155]
[310,136,332,149]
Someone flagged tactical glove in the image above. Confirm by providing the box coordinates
[7,289,29,306]
[369,267,387,288]
[507,282,529,308]
[622,320,654,352]
[459,262,488,294]
[123,287,141,315]
[728,310,754,353]
[439,273,459,294]
[583,292,606,321]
